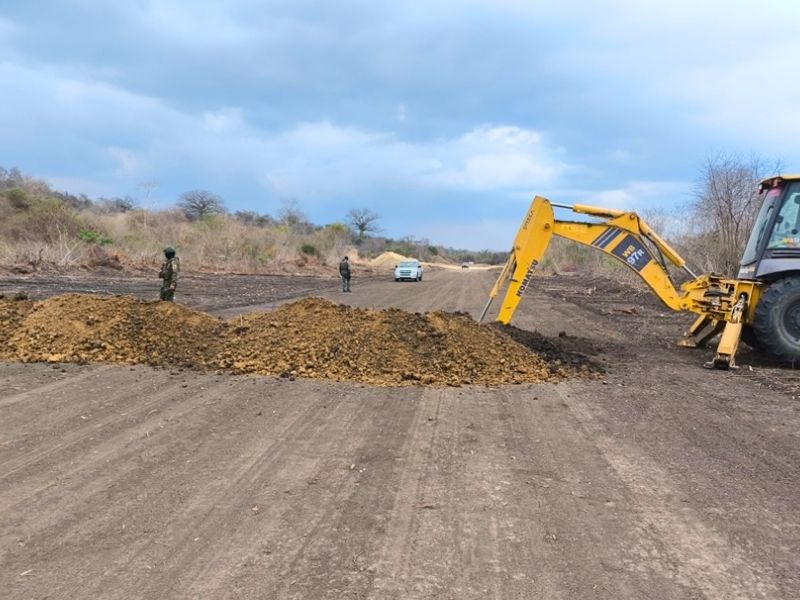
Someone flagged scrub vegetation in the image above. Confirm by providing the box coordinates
[0,168,485,273]
[0,153,779,276]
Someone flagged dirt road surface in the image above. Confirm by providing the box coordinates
[2,269,799,599]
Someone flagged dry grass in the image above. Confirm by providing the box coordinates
[0,189,355,274]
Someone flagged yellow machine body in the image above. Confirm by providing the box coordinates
[481,196,765,369]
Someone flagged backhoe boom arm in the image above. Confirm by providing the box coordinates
[483,197,691,323]
[481,196,763,369]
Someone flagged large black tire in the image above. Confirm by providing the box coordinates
[752,277,800,361]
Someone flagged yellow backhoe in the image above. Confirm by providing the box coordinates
[480,175,800,368]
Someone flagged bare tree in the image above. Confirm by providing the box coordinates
[279,199,314,233]
[691,152,782,275]
[99,196,137,213]
[346,208,381,243]
[137,181,158,229]
[0,167,25,190]
[234,210,274,227]
[137,181,158,208]
[178,189,226,220]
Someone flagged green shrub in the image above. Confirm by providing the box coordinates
[325,222,350,235]
[16,198,84,243]
[300,243,317,256]
[78,230,113,245]
[5,188,32,211]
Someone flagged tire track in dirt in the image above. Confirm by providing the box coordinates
[454,271,481,313]
[0,378,241,581]
[219,387,424,600]
[317,269,465,314]
[146,388,372,599]
[557,385,781,599]
[76,382,339,600]
[0,377,231,521]
[367,387,464,599]
[0,365,79,403]
[416,274,464,314]
[508,285,627,342]
[2,376,329,599]
[484,385,685,599]
[365,387,442,597]
[0,367,172,480]
[218,268,475,318]
[456,386,575,600]
[0,376,223,498]
[0,365,114,410]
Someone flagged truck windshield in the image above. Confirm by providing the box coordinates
[399,261,418,267]
[766,182,800,250]
[740,186,782,265]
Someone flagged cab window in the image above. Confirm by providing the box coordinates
[767,183,800,249]
[741,188,779,264]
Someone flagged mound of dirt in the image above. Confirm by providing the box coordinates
[369,252,412,268]
[425,255,456,265]
[218,299,569,385]
[0,293,35,345]
[0,294,589,386]
[3,293,225,368]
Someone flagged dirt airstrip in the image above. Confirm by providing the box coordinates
[1,268,798,599]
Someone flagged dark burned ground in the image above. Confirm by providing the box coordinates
[535,272,800,396]
[0,271,338,314]
[489,321,608,375]
[1,268,799,599]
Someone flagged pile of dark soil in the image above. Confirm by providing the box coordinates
[2,293,224,368]
[0,293,35,345]
[0,294,593,386]
[490,323,606,375]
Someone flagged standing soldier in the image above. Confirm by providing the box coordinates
[159,246,180,301]
[338,255,351,292]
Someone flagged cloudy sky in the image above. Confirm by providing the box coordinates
[1,0,799,249]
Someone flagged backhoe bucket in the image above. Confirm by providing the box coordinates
[480,196,554,324]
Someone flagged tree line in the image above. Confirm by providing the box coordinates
[0,151,785,274]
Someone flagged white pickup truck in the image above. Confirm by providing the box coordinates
[394,260,423,282]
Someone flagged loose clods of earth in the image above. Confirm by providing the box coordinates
[0,294,592,386]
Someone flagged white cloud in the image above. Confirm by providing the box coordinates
[420,125,563,192]
[42,175,112,198]
[107,146,140,177]
[663,43,800,149]
[4,0,800,249]
[0,62,173,135]
[266,122,562,196]
[0,15,20,39]
[123,2,255,46]
[201,107,247,134]
[571,180,689,211]
[0,58,568,204]
[416,218,523,250]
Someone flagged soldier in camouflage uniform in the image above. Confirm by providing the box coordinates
[338,255,351,292]
[159,246,180,301]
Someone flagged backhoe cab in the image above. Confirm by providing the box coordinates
[480,175,800,369]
